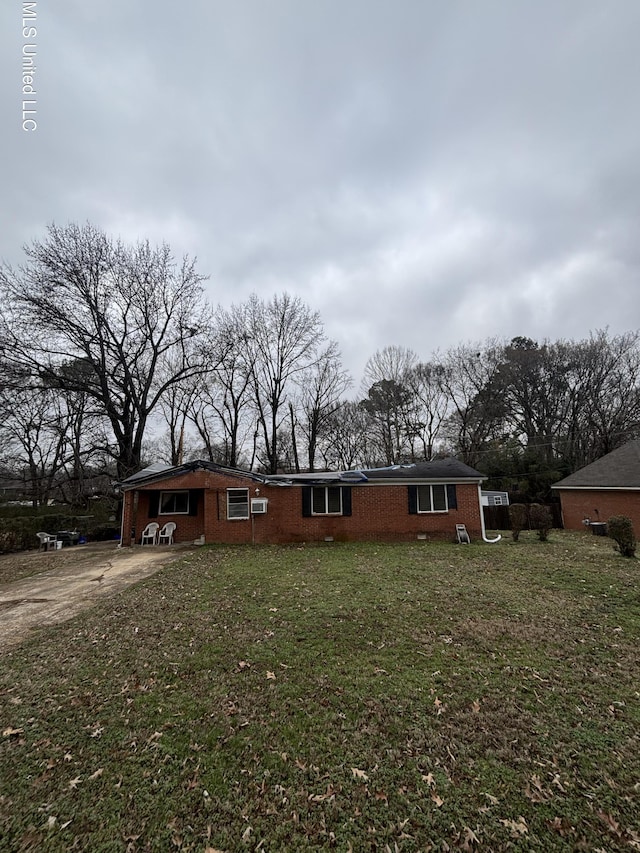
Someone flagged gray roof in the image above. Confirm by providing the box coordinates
[121,458,484,489]
[120,460,265,489]
[360,460,484,481]
[266,460,484,485]
[552,440,640,489]
[122,462,173,483]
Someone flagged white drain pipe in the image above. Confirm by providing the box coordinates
[478,484,502,543]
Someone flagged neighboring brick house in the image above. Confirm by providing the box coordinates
[119,459,498,546]
[552,440,640,530]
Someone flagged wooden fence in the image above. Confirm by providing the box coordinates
[483,502,563,531]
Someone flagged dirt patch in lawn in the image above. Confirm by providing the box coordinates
[0,542,193,651]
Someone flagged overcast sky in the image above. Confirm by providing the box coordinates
[2,1,639,384]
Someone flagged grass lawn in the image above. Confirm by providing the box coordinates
[1,532,639,851]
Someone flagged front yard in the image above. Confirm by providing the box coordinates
[1,533,639,851]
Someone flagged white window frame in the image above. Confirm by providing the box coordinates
[311,486,343,516]
[227,488,250,520]
[417,484,448,513]
[493,495,503,506]
[159,490,190,515]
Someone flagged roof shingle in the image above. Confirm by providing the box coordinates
[552,440,640,489]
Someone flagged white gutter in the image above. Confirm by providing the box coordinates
[478,483,501,543]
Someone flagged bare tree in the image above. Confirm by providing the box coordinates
[360,379,413,465]
[438,341,506,466]
[404,361,449,460]
[296,343,352,471]
[494,331,640,473]
[553,330,640,468]
[361,345,418,393]
[360,346,418,464]
[244,293,326,473]
[0,387,68,507]
[187,306,255,468]
[0,223,215,479]
[317,401,376,471]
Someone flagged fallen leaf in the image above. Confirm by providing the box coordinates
[2,727,24,737]
[471,700,481,714]
[242,825,252,841]
[481,792,499,805]
[500,817,528,837]
[525,774,548,802]
[463,826,480,847]
[422,773,436,787]
[546,816,574,837]
[266,671,276,680]
[431,792,444,807]
[89,768,104,781]
[351,767,369,781]
[69,776,82,789]
[308,786,336,803]
[46,815,57,830]
[237,660,251,670]
[597,811,622,838]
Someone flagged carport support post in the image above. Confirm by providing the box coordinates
[202,488,214,544]
[120,490,135,547]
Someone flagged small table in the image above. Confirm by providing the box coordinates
[56,530,80,547]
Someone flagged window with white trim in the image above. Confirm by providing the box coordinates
[227,488,250,519]
[417,484,448,513]
[160,491,190,514]
[312,486,343,515]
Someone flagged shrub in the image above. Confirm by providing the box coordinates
[607,515,636,558]
[508,503,528,541]
[529,503,553,542]
[0,512,118,554]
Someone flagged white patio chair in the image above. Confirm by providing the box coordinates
[456,524,470,544]
[157,522,176,545]
[141,522,160,545]
[37,531,57,552]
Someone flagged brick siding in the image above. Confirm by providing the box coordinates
[122,469,483,546]
[557,489,640,532]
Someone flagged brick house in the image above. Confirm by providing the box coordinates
[552,440,640,530]
[119,459,499,546]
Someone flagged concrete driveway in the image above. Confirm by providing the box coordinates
[0,541,192,651]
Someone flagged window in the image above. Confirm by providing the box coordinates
[493,496,503,506]
[312,486,343,515]
[227,488,249,519]
[159,491,190,514]
[417,484,448,513]
[302,486,352,517]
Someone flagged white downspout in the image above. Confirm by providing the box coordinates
[118,489,126,548]
[478,484,501,543]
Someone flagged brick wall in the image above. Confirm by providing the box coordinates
[558,489,640,531]
[122,470,483,546]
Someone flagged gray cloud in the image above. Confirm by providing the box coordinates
[2,0,639,384]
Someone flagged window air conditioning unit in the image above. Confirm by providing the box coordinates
[251,498,268,514]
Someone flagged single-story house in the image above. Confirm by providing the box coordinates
[552,440,640,530]
[119,458,500,546]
